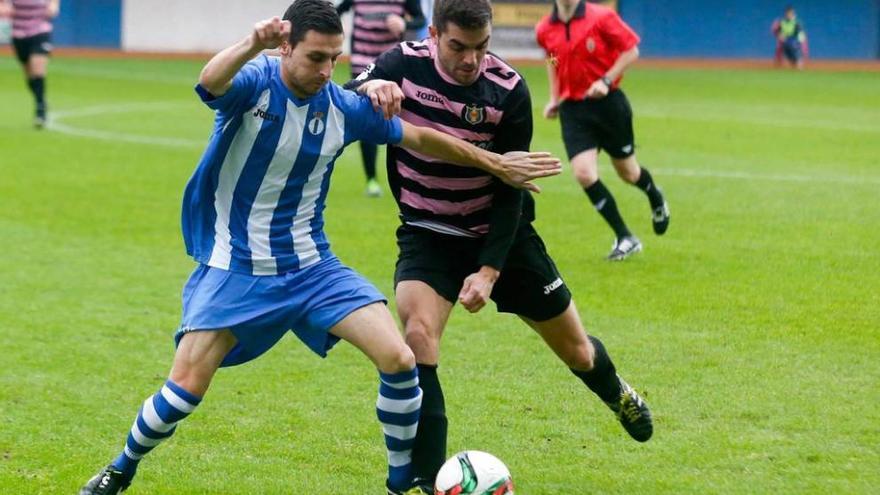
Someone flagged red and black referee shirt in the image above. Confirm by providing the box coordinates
[535,1,640,101]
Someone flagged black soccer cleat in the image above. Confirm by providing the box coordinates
[605,375,653,442]
[652,200,670,235]
[607,235,642,261]
[80,465,130,495]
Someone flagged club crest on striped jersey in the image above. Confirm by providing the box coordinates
[462,104,485,126]
[308,111,326,135]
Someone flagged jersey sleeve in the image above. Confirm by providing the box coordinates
[477,79,534,270]
[600,12,640,52]
[195,55,269,114]
[535,20,549,54]
[343,44,407,90]
[342,91,404,146]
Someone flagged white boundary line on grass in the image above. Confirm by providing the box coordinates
[48,103,880,186]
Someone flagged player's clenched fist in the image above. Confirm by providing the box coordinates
[252,16,292,50]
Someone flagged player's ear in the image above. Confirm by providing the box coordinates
[429,25,438,42]
[279,40,291,56]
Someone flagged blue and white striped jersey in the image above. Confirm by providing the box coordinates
[183,55,403,276]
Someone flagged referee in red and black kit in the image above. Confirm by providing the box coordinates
[537,0,669,261]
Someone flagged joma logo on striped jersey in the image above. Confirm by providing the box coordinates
[416,90,444,104]
[253,108,280,123]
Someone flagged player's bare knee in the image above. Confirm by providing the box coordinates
[573,166,599,187]
[565,340,595,371]
[377,343,416,374]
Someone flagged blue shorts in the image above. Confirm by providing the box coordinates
[175,256,386,367]
[783,39,802,62]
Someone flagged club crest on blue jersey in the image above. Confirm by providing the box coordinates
[462,104,485,126]
[309,111,326,135]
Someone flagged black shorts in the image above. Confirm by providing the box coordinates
[12,31,52,64]
[558,89,635,160]
[394,224,572,322]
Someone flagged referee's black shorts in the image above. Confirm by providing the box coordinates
[558,89,635,160]
[12,31,52,65]
[394,223,572,322]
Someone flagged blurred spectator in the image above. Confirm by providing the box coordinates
[0,0,59,128]
[771,5,808,69]
[336,0,426,197]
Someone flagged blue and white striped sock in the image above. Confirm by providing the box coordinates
[110,380,202,483]
[377,368,422,490]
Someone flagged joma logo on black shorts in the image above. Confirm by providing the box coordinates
[543,278,563,295]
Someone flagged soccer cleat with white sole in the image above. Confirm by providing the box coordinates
[652,201,670,235]
[607,235,642,261]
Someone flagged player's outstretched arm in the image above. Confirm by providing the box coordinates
[199,16,291,97]
[398,121,561,193]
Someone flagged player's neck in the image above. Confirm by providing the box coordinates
[555,1,581,22]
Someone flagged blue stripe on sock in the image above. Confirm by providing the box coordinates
[379,383,421,400]
[152,392,189,424]
[384,435,415,452]
[376,409,420,427]
[380,368,419,384]
[136,416,175,440]
[164,379,202,405]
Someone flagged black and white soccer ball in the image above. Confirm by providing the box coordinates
[434,450,514,495]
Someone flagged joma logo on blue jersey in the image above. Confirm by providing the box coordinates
[253,108,280,123]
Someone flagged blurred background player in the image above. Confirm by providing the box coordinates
[336,0,426,196]
[537,0,670,261]
[772,5,808,69]
[0,0,59,128]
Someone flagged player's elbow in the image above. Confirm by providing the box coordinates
[628,46,640,60]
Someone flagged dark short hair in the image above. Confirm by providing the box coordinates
[283,0,343,47]
[433,0,493,33]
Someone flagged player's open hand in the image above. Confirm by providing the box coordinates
[585,78,610,99]
[543,100,559,119]
[359,79,404,119]
[253,17,291,50]
[494,151,562,193]
[386,14,406,37]
[458,267,499,313]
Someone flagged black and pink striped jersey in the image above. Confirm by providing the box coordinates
[10,0,52,38]
[336,0,426,76]
[350,40,536,269]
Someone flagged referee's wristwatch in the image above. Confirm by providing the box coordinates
[601,75,613,88]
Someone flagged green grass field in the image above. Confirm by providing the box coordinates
[1,55,878,494]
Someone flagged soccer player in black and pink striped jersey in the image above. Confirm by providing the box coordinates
[0,0,58,128]
[336,0,426,197]
[349,1,654,492]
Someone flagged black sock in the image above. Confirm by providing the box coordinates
[634,167,664,208]
[27,77,46,114]
[411,364,447,484]
[584,180,631,239]
[570,336,622,403]
[359,141,377,181]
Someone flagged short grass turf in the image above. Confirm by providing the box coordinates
[0,55,878,494]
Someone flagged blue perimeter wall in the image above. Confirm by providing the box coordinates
[53,0,121,48]
[619,0,880,59]
[49,0,880,59]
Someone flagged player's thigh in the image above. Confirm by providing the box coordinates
[570,148,600,185]
[519,302,593,370]
[26,54,49,77]
[171,329,238,396]
[330,301,414,373]
[396,280,454,357]
[610,154,641,183]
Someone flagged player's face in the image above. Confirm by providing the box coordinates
[431,22,491,86]
[279,30,344,98]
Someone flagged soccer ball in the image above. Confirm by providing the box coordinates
[434,450,514,495]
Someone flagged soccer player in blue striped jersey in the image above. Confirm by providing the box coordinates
[79,1,561,494]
